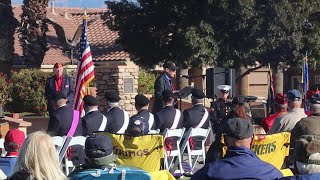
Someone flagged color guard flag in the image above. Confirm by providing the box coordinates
[74,13,95,117]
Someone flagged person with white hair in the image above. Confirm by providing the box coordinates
[291,93,320,174]
[8,131,67,180]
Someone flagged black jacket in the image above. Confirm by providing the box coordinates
[155,105,183,133]
[103,107,129,134]
[131,109,156,130]
[45,75,74,115]
[47,105,82,136]
[183,104,209,130]
[152,73,173,114]
[82,110,106,136]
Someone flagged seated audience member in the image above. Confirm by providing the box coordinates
[183,88,209,130]
[103,91,129,134]
[0,129,25,177]
[126,116,149,137]
[268,89,307,134]
[261,93,288,132]
[290,93,320,174]
[9,131,67,180]
[192,118,283,180]
[230,96,253,123]
[155,90,183,133]
[82,95,107,136]
[69,134,118,177]
[131,94,155,130]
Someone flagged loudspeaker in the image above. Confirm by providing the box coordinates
[206,68,235,98]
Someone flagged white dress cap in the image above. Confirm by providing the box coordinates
[217,85,231,91]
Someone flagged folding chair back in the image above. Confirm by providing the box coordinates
[0,139,6,157]
[162,128,185,174]
[63,136,86,175]
[51,136,65,154]
[186,128,211,169]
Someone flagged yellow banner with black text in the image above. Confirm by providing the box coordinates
[102,132,164,172]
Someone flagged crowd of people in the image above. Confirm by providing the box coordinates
[0,61,319,179]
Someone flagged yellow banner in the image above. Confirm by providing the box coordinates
[251,132,291,169]
[222,132,290,170]
[102,133,164,172]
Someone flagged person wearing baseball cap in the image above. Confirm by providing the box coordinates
[292,95,320,176]
[45,62,74,117]
[152,61,177,114]
[0,129,25,176]
[268,89,307,134]
[261,93,288,132]
[193,118,283,180]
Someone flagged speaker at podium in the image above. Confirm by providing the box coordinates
[206,68,235,98]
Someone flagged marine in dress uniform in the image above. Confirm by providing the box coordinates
[130,94,155,130]
[152,61,177,114]
[155,90,183,133]
[82,95,107,136]
[45,63,74,117]
[206,85,233,163]
[102,91,129,134]
[210,85,233,132]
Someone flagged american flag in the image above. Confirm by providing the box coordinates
[73,15,95,117]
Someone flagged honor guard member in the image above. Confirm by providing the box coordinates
[103,91,129,134]
[131,94,156,130]
[82,95,107,136]
[210,85,233,132]
[155,90,183,133]
[183,88,210,150]
[183,88,209,130]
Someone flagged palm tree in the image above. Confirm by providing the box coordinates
[19,0,49,68]
[0,0,18,66]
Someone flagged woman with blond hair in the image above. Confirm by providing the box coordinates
[8,131,67,180]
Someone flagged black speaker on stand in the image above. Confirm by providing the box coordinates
[206,68,235,98]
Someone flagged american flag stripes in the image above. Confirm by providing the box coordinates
[73,15,95,117]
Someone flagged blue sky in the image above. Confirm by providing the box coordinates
[12,0,106,8]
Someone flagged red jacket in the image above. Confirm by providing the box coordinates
[261,111,287,132]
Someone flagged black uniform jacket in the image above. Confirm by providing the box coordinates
[82,109,106,136]
[155,105,183,133]
[103,107,129,134]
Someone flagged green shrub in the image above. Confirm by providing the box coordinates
[138,69,156,94]
[7,69,51,115]
[0,73,12,109]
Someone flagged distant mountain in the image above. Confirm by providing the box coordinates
[12,0,106,8]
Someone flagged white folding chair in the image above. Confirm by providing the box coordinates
[148,129,160,134]
[51,136,65,154]
[183,128,211,170]
[0,139,6,157]
[163,128,185,174]
[62,136,86,175]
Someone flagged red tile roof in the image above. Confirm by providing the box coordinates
[12,6,130,65]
